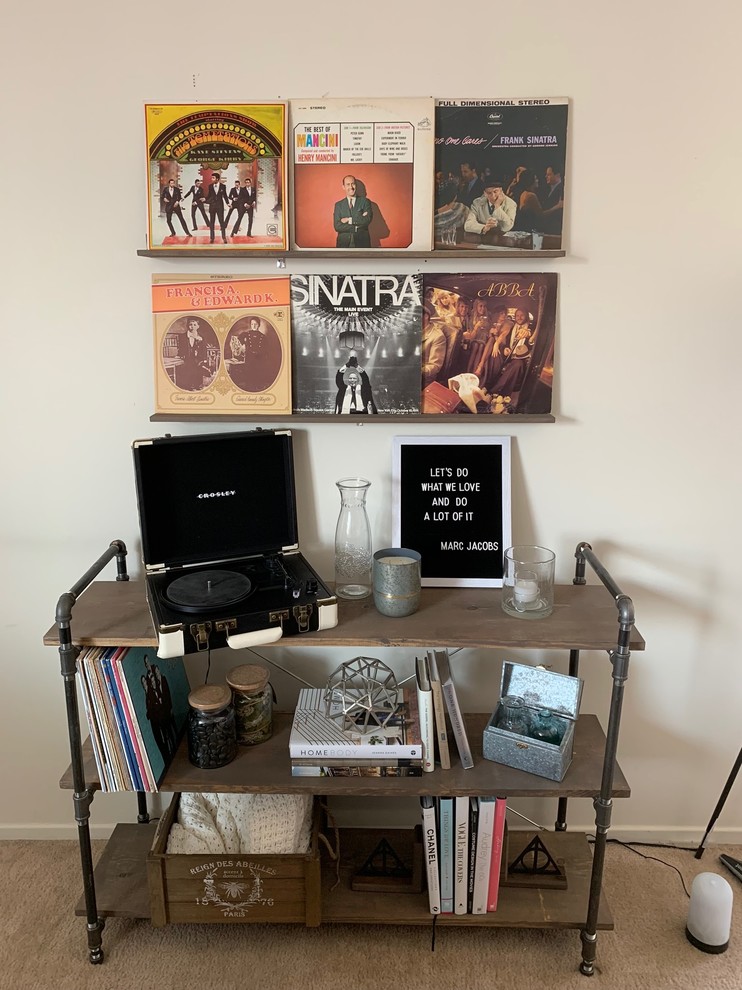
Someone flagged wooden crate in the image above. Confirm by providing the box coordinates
[147,794,322,927]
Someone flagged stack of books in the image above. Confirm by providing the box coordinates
[76,646,191,792]
[288,686,425,777]
[420,794,507,915]
[415,649,474,772]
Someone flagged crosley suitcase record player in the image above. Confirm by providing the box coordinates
[132,429,338,658]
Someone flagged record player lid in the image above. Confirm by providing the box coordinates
[132,429,299,570]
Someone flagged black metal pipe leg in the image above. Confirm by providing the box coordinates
[137,792,150,824]
[75,802,104,963]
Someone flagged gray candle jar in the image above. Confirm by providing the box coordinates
[372,548,422,617]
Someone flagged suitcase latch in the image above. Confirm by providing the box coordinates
[293,603,313,633]
[189,621,212,651]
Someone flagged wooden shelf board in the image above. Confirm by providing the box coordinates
[75,822,155,919]
[61,713,630,800]
[323,827,613,930]
[137,249,566,260]
[72,823,610,931]
[149,413,555,424]
[43,581,645,653]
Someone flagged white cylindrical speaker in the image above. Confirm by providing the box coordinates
[686,872,733,953]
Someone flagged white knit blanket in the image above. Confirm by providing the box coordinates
[166,792,313,856]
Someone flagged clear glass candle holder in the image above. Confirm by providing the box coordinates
[502,545,555,619]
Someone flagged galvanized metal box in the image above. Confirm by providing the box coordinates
[482,661,583,782]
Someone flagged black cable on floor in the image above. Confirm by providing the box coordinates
[587,835,691,897]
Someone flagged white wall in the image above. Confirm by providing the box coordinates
[2,0,740,842]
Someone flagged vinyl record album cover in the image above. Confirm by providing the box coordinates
[290,273,423,415]
[434,99,568,252]
[290,97,434,250]
[152,274,292,415]
[145,103,287,251]
[421,273,557,416]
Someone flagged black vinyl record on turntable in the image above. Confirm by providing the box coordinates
[132,429,338,658]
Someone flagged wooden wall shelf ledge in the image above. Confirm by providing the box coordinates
[137,248,566,260]
[149,413,555,424]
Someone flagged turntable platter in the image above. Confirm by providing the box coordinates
[165,569,252,612]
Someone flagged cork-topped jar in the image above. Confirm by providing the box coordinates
[226,664,273,745]
[187,683,237,769]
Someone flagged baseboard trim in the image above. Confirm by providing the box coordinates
[1,823,741,844]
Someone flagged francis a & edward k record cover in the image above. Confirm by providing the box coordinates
[290,274,423,416]
[421,273,557,416]
[153,274,292,415]
[145,103,287,251]
[434,98,568,252]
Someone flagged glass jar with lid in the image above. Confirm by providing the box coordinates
[187,684,238,769]
[226,664,273,745]
[495,695,531,736]
[529,708,564,745]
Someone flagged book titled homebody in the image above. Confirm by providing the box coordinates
[289,686,423,760]
[290,274,423,415]
[145,102,287,251]
[152,274,292,415]
[434,98,568,251]
[290,97,434,250]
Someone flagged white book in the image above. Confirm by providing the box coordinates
[415,656,435,772]
[289,687,423,760]
[454,795,470,914]
[471,796,496,914]
[420,796,440,914]
[428,649,473,769]
[427,650,451,770]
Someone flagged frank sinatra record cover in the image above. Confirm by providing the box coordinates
[290,274,423,415]
[434,98,568,252]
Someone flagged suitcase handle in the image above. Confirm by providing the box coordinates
[226,626,284,649]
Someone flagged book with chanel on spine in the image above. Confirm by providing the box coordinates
[420,796,441,914]
[428,649,473,769]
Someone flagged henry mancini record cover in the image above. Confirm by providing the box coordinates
[290,97,434,250]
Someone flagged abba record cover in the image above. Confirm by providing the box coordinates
[290,274,423,415]
[152,274,292,415]
[434,98,568,251]
[290,97,434,250]
[421,273,558,416]
[145,103,287,251]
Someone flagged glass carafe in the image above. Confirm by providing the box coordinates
[334,477,372,599]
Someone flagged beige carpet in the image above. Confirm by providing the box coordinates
[0,839,740,990]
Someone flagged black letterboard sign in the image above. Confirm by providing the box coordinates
[392,436,512,587]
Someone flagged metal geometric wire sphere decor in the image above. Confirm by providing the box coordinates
[325,656,399,731]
